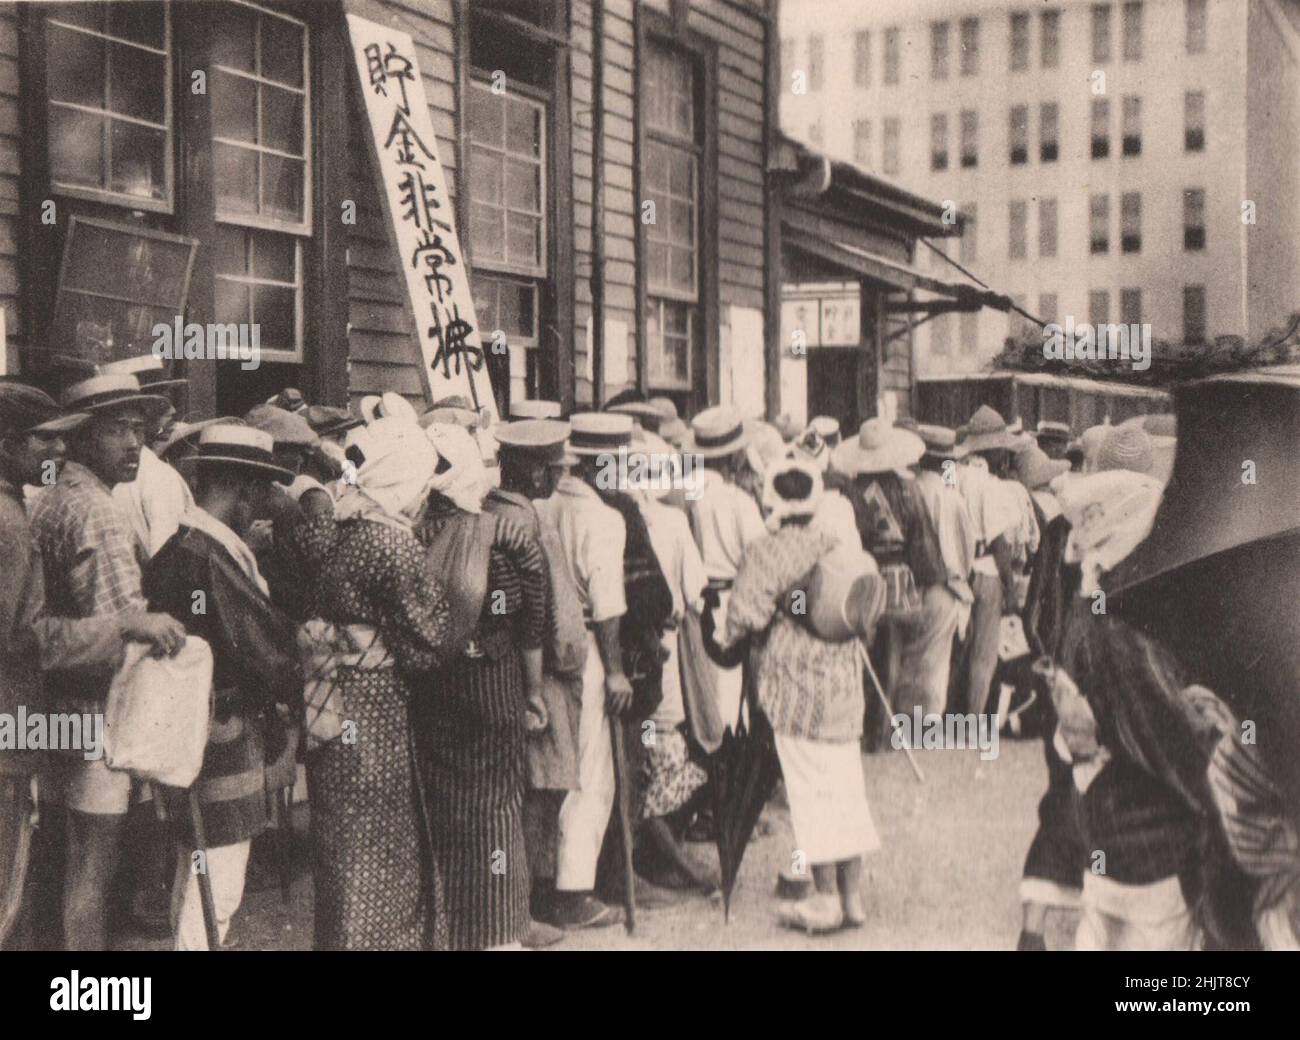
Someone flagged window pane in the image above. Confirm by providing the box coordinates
[470,148,503,205]
[262,154,305,223]
[260,13,304,88]
[669,198,694,246]
[506,211,540,267]
[253,232,295,282]
[669,150,693,196]
[214,225,247,275]
[214,143,258,216]
[506,98,540,157]
[213,70,257,143]
[470,202,505,262]
[253,285,296,349]
[109,43,165,124]
[648,242,668,288]
[107,1,166,50]
[262,84,305,156]
[47,24,106,109]
[505,158,540,213]
[50,107,105,189]
[214,280,250,326]
[48,3,102,32]
[468,87,505,148]
[108,121,166,200]
[670,246,695,294]
[644,142,668,192]
[212,3,256,73]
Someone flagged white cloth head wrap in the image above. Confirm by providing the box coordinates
[425,422,489,514]
[1051,469,1163,596]
[336,393,438,525]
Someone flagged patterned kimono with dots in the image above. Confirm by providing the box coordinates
[414,501,546,950]
[294,515,450,951]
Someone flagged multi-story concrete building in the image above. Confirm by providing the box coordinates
[780,0,1300,378]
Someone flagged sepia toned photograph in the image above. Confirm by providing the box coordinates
[0,0,1296,995]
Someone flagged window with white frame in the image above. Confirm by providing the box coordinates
[210,1,310,362]
[467,80,547,350]
[46,1,173,210]
[644,40,699,389]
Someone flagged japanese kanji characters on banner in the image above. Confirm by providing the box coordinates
[346,14,497,420]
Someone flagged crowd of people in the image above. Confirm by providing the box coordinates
[1,357,1296,951]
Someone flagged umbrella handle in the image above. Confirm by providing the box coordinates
[857,641,925,783]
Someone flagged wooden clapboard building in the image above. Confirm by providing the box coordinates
[3,0,778,421]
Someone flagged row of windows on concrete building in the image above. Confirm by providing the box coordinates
[930,188,1207,267]
[930,283,1209,355]
[830,93,1207,174]
[786,0,1209,92]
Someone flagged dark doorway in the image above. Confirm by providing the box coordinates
[806,348,863,435]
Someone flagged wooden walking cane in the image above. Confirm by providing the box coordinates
[186,787,222,950]
[857,641,926,783]
[608,718,637,934]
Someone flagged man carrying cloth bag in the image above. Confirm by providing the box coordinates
[144,424,302,949]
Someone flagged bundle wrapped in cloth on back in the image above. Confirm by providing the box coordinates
[715,456,886,935]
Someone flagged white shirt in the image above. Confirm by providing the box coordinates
[544,475,627,622]
[113,446,195,558]
[640,497,707,621]
[956,461,1020,577]
[687,469,765,583]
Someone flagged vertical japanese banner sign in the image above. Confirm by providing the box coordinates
[346,15,497,420]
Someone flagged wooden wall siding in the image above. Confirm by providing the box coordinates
[344,0,459,407]
[573,0,768,406]
[0,3,20,372]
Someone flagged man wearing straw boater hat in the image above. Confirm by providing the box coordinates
[683,406,765,730]
[547,413,634,929]
[28,372,176,950]
[0,382,184,949]
[145,424,301,949]
[953,405,1027,717]
[899,424,976,718]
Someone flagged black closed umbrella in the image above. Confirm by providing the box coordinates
[710,683,781,922]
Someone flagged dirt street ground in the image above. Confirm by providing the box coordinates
[123,738,1082,951]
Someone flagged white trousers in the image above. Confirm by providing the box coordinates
[556,632,616,892]
[1074,872,1201,951]
[171,839,251,951]
[714,589,745,729]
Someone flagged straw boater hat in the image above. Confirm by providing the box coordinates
[1013,444,1070,489]
[97,355,188,397]
[957,405,1028,454]
[0,379,88,435]
[607,399,666,432]
[567,412,633,457]
[157,415,238,460]
[509,399,563,421]
[60,373,171,422]
[659,417,688,448]
[177,424,294,483]
[683,405,750,459]
[831,417,926,475]
[648,396,678,421]
[493,418,572,466]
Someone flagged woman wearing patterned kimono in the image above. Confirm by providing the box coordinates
[294,400,450,950]
[412,424,548,951]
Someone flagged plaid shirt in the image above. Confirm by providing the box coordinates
[30,461,146,702]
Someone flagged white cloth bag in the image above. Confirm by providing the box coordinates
[104,636,213,788]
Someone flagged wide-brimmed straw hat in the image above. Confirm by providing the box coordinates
[97,355,188,397]
[831,418,925,475]
[60,374,171,422]
[607,399,666,432]
[177,424,294,483]
[567,412,634,457]
[683,405,750,458]
[1014,445,1070,489]
[1096,423,1154,475]
[957,405,1029,454]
